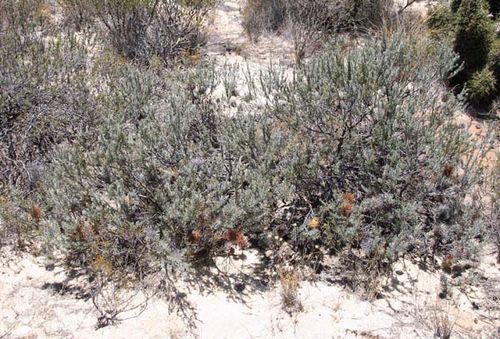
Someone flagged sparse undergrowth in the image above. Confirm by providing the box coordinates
[241,0,395,63]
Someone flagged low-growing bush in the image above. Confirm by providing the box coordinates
[37,60,288,278]
[242,0,394,41]
[30,28,490,291]
[242,0,396,64]
[259,29,489,286]
[75,0,209,65]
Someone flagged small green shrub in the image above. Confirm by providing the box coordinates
[491,37,500,93]
[467,68,497,106]
[453,0,495,81]
[429,0,498,108]
[427,4,456,40]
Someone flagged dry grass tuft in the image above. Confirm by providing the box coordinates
[277,267,302,313]
[430,304,455,339]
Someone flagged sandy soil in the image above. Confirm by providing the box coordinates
[1,243,499,338]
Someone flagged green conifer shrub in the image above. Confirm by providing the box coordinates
[453,0,495,82]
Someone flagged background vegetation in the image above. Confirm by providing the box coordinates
[428,0,499,111]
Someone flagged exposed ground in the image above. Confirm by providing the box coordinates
[1,242,499,338]
[1,1,498,338]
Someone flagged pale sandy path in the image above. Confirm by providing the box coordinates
[205,0,293,62]
[2,244,499,338]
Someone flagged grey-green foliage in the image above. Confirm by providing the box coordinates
[40,61,292,275]
[36,28,490,287]
[260,29,488,278]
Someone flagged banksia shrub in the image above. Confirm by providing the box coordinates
[261,28,488,281]
[37,62,291,277]
[20,24,490,291]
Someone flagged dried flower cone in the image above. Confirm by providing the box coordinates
[443,164,454,177]
[190,230,202,243]
[343,192,356,204]
[340,202,353,217]
[225,229,248,249]
[339,192,355,217]
[30,204,42,221]
[308,217,320,229]
[441,254,454,274]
